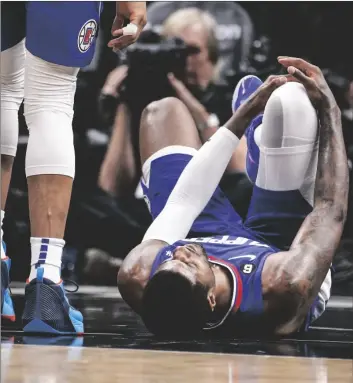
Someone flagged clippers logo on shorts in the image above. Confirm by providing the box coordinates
[78,19,98,53]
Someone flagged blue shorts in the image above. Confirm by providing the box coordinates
[244,186,312,250]
[141,147,312,250]
[1,1,102,67]
[141,150,247,238]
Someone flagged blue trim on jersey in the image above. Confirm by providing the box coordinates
[204,257,243,330]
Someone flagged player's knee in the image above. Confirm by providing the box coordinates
[149,97,184,111]
[25,112,75,178]
[262,82,318,148]
[142,97,184,123]
[140,97,186,139]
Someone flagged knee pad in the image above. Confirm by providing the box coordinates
[1,39,25,156]
[261,82,318,149]
[24,51,79,178]
[256,83,319,194]
[25,112,76,178]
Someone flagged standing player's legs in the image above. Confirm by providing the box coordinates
[244,82,331,325]
[24,53,79,282]
[21,1,101,334]
[140,97,243,237]
[0,2,27,321]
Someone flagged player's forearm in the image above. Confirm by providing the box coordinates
[223,109,252,139]
[199,127,246,173]
[143,127,239,243]
[292,101,348,251]
[314,102,349,212]
[283,101,349,329]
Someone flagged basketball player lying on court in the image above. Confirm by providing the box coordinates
[118,57,349,337]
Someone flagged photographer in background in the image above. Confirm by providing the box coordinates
[98,8,247,200]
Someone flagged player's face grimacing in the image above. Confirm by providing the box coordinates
[141,243,216,336]
[159,243,215,293]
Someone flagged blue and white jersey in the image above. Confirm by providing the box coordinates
[149,234,278,330]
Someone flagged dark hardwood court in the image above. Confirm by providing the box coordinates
[1,285,353,382]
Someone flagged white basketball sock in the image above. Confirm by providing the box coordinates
[29,237,64,283]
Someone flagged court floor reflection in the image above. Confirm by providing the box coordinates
[2,286,353,360]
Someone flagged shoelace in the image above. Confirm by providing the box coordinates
[62,279,80,293]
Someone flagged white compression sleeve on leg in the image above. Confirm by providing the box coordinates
[255,82,318,199]
[24,50,79,178]
[143,127,239,244]
[0,39,25,157]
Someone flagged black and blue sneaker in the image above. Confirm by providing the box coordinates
[22,267,84,335]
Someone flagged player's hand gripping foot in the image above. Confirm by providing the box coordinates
[231,74,287,183]
[1,243,16,322]
[231,74,288,134]
[22,267,84,335]
[232,75,264,113]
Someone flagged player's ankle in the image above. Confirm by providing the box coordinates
[29,237,64,283]
[29,264,61,283]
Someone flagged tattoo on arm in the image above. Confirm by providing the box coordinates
[281,105,349,324]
